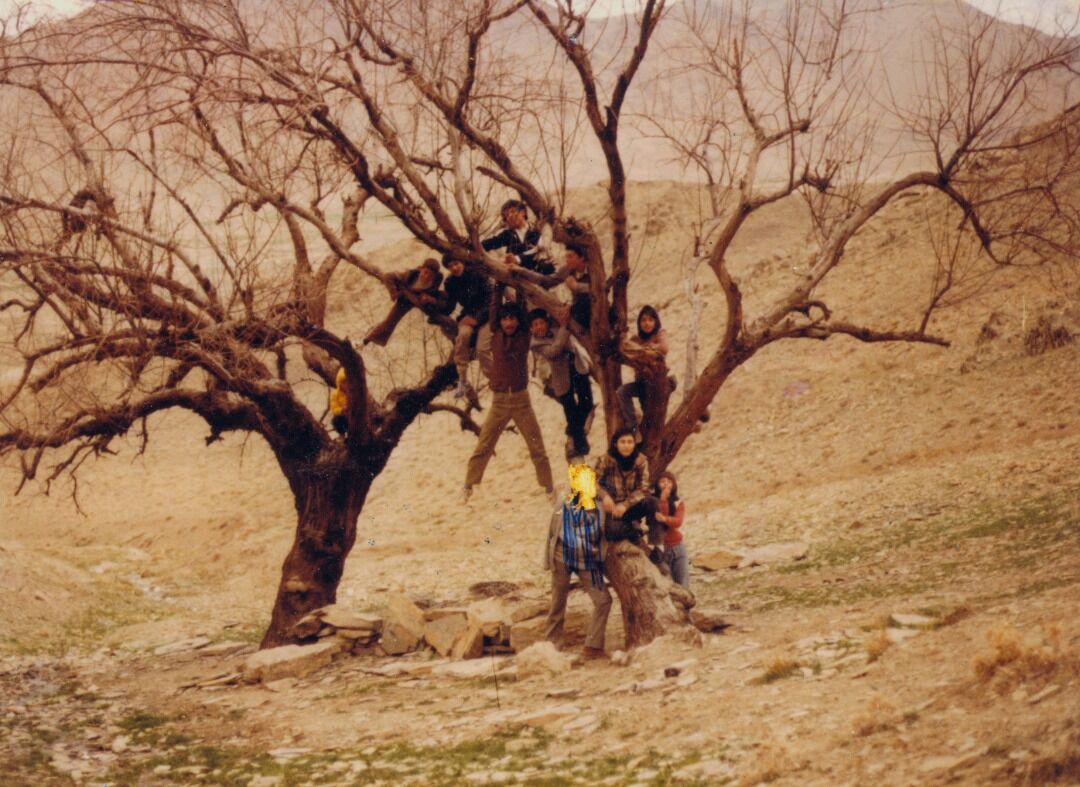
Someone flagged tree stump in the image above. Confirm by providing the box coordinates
[604,540,695,648]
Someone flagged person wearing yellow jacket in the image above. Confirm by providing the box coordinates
[329,367,348,436]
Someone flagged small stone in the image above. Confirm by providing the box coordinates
[431,657,513,680]
[385,594,427,642]
[198,641,250,657]
[919,752,982,774]
[516,641,573,679]
[889,613,937,628]
[263,678,298,692]
[516,703,581,727]
[153,765,172,774]
[885,628,921,644]
[505,739,535,753]
[509,616,547,653]
[562,713,600,732]
[154,636,212,656]
[111,734,130,753]
[690,608,732,633]
[380,622,423,656]
[610,650,632,666]
[545,687,580,699]
[1028,684,1061,705]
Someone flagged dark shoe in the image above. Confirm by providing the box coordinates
[582,646,606,661]
[648,547,662,565]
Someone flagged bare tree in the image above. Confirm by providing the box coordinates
[2,0,1076,649]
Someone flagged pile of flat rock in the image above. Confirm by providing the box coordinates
[238,588,731,684]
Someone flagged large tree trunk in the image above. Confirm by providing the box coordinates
[604,541,695,648]
[261,448,373,648]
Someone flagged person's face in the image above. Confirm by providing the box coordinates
[449,261,465,277]
[530,317,549,338]
[657,477,674,495]
[616,434,636,457]
[565,249,585,271]
[504,206,526,230]
[639,313,657,334]
[417,268,436,287]
[500,314,520,335]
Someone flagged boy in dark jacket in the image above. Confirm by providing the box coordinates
[440,255,493,397]
[482,199,555,276]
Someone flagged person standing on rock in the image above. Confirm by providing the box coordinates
[654,471,689,589]
[462,287,555,505]
[544,464,611,660]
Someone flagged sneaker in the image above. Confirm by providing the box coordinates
[461,486,473,505]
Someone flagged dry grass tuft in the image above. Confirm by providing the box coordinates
[853,695,896,737]
[865,629,891,663]
[972,625,1063,685]
[754,658,801,685]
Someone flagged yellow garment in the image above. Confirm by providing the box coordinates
[329,367,347,416]
[567,463,597,511]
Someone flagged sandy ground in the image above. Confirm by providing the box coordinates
[1,178,1078,785]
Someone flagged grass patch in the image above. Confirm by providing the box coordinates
[753,658,801,685]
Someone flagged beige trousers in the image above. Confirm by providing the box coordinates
[545,552,612,651]
[464,389,552,491]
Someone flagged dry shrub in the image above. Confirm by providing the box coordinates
[1023,316,1074,356]
[938,604,973,628]
[972,625,1062,685]
[865,630,891,663]
[853,695,896,737]
[738,743,791,786]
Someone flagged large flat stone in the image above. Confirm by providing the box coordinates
[516,641,573,679]
[737,541,809,568]
[451,622,485,660]
[425,613,468,657]
[695,550,743,572]
[242,640,342,683]
[386,594,427,641]
[379,622,422,656]
[321,606,382,632]
[509,616,547,654]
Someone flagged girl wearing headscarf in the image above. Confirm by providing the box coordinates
[616,305,669,437]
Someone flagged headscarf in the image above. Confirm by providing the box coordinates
[607,427,639,473]
[637,305,661,340]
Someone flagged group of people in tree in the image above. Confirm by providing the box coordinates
[333,199,691,657]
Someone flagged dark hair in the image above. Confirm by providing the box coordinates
[565,243,588,261]
[500,199,527,217]
[441,253,462,269]
[653,470,679,514]
[637,305,661,340]
[496,301,525,324]
[421,258,440,273]
[607,427,639,470]
[527,308,550,325]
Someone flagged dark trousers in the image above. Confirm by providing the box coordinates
[556,369,594,454]
[605,495,661,544]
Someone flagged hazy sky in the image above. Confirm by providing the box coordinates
[1,0,1077,35]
